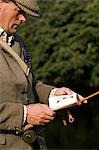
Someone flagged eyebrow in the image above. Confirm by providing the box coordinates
[15,7,26,15]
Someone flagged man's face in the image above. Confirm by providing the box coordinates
[0,1,26,34]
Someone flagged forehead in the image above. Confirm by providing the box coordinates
[9,1,22,10]
[5,1,26,14]
[1,1,20,9]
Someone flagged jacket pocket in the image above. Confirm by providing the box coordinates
[0,134,6,145]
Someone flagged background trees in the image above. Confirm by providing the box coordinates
[19,0,99,149]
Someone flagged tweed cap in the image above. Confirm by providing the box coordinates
[14,0,40,17]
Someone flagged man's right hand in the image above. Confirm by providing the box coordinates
[26,103,55,125]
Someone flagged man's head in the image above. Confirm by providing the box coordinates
[0,0,40,34]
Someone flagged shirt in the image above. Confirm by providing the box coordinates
[0,27,14,46]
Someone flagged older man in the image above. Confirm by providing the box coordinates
[0,0,83,149]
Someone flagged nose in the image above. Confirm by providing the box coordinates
[18,14,26,22]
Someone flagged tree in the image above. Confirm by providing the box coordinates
[19,0,99,90]
[19,0,99,148]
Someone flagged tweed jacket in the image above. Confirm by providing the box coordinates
[0,34,54,149]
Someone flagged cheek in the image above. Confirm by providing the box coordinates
[4,10,17,26]
[7,16,17,27]
[2,12,13,25]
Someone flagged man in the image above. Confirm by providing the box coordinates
[0,0,84,149]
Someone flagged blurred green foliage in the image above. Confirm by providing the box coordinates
[19,0,99,149]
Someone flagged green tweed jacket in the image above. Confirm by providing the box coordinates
[0,34,54,149]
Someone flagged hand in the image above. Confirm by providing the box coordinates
[26,103,55,125]
[53,87,87,126]
[54,87,87,104]
[54,87,72,96]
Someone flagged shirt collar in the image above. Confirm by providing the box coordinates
[0,27,4,35]
[0,27,15,46]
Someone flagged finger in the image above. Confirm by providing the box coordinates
[41,104,55,116]
[62,87,73,95]
[77,94,87,104]
[76,94,83,105]
[40,117,55,124]
[83,100,87,104]
[77,94,84,100]
[44,118,54,123]
[42,114,55,121]
[55,87,73,96]
[44,111,55,117]
[62,119,67,126]
[41,104,54,113]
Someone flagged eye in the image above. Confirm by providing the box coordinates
[15,8,26,18]
[15,8,22,14]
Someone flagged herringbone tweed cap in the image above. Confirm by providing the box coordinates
[15,0,40,17]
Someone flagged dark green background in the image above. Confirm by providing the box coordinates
[19,0,99,149]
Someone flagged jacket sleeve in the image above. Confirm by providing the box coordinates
[35,81,54,104]
[0,102,23,131]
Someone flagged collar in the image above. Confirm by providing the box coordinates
[0,27,4,35]
[0,27,15,46]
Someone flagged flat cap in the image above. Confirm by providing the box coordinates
[14,0,40,17]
